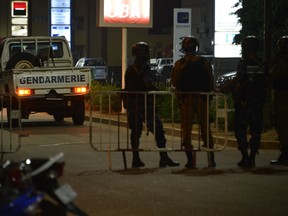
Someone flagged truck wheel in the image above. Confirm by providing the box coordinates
[7,96,20,127]
[5,52,36,70]
[72,99,85,125]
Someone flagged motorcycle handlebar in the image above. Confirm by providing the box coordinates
[22,152,64,180]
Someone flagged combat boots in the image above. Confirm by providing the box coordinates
[132,151,145,168]
[159,152,180,167]
[208,152,216,168]
[185,151,195,169]
[270,153,288,165]
[237,149,250,168]
[249,147,258,167]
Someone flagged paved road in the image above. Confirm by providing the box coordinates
[1,114,288,216]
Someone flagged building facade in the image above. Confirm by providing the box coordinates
[0,0,214,67]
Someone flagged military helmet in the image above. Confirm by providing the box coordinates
[132,42,150,58]
[277,36,288,48]
[276,36,288,55]
[241,36,260,51]
[180,36,199,54]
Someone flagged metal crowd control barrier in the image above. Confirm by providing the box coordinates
[0,94,22,162]
[88,90,228,170]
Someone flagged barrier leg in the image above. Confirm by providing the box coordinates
[122,151,127,170]
[192,151,197,168]
[207,152,216,168]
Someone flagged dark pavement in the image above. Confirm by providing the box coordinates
[2,114,288,216]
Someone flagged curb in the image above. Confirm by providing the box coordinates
[85,115,280,150]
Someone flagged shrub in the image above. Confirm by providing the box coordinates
[215,93,235,131]
[157,94,181,123]
[88,82,235,131]
[90,81,121,113]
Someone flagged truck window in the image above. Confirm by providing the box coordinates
[85,59,105,66]
[38,42,63,58]
[51,43,63,58]
[10,45,22,57]
[9,42,64,59]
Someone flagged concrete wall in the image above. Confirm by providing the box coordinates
[105,28,174,67]
[30,0,49,36]
[73,0,106,62]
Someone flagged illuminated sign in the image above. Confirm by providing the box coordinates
[12,18,28,25]
[177,12,189,24]
[51,0,70,8]
[51,8,71,25]
[50,0,71,44]
[98,0,153,28]
[214,0,241,57]
[173,8,191,63]
[11,1,28,36]
[11,25,28,36]
[51,25,71,42]
[12,1,28,17]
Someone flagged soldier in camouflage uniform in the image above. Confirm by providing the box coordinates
[125,42,179,168]
[221,36,268,168]
[171,36,215,168]
[270,36,288,166]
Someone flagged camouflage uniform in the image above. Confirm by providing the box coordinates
[125,42,179,168]
[222,36,268,168]
[171,36,215,168]
[171,55,214,150]
[125,60,166,151]
[233,59,267,167]
[270,36,288,165]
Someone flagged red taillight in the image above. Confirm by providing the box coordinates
[74,87,88,94]
[16,89,32,96]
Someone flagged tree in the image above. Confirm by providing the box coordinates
[232,0,288,129]
[233,0,288,53]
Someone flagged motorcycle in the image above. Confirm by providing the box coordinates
[0,152,88,216]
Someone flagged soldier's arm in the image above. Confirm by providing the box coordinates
[171,61,182,88]
[142,64,158,91]
[271,58,288,78]
[220,60,244,93]
[204,59,214,91]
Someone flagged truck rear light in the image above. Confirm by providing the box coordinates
[17,89,32,96]
[73,87,88,94]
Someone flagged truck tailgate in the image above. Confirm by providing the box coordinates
[2,67,91,96]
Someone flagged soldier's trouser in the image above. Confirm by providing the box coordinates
[180,95,214,149]
[234,99,264,157]
[274,90,288,158]
[128,107,166,150]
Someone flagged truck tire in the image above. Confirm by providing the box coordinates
[72,99,85,125]
[5,52,36,70]
[7,96,20,127]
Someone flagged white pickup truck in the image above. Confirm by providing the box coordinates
[0,36,91,126]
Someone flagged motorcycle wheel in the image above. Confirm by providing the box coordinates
[39,200,67,216]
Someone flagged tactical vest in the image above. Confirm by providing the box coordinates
[272,56,288,90]
[177,57,209,92]
[239,63,267,99]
